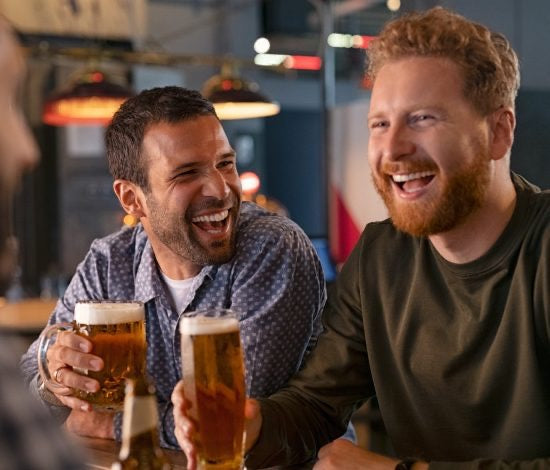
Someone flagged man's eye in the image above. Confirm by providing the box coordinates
[411,114,435,125]
[369,121,388,130]
[177,170,197,178]
[219,160,235,169]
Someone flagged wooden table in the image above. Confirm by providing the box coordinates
[78,436,187,469]
[0,298,57,334]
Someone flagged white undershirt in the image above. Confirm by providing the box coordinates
[160,271,196,315]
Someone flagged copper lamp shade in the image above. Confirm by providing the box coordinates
[202,73,280,120]
[42,69,134,126]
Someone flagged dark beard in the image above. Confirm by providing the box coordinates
[146,193,241,267]
[373,155,491,237]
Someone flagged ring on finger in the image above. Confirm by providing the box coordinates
[53,366,67,383]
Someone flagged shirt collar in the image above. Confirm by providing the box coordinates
[133,239,218,304]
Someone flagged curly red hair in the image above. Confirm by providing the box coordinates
[367,7,520,115]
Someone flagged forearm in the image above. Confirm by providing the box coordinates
[246,392,348,468]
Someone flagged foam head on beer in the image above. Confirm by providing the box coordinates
[179,316,239,336]
[75,301,145,325]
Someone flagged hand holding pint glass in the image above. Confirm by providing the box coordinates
[38,300,146,412]
[179,310,246,470]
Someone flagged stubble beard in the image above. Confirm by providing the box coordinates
[373,153,491,237]
[146,193,241,267]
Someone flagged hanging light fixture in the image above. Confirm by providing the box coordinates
[202,63,280,120]
[42,68,134,126]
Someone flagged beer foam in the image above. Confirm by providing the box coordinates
[180,316,239,335]
[74,302,144,325]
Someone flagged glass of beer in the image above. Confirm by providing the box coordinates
[38,300,146,411]
[180,310,246,470]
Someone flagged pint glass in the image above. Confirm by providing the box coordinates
[38,300,146,411]
[180,311,245,470]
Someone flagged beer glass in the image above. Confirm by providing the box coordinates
[38,300,146,411]
[180,310,246,470]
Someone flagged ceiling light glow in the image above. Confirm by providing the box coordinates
[254,37,271,54]
[328,33,376,49]
[387,0,401,12]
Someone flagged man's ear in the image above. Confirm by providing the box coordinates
[488,106,515,161]
[113,179,146,218]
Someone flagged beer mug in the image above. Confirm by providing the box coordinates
[180,310,246,470]
[38,300,146,411]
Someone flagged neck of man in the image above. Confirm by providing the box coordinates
[145,233,202,280]
[428,164,517,264]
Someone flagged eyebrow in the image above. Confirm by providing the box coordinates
[220,150,237,159]
[169,150,237,172]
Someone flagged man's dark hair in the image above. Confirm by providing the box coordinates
[105,86,217,189]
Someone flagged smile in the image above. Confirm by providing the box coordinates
[391,171,435,194]
[191,210,230,234]
[191,210,229,223]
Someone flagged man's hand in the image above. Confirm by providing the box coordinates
[45,330,104,412]
[65,409,115,439]
[315,439,399,470]
[171,380,262,470]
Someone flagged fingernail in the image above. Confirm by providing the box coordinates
[79,342,91,353]
[89,359,102,371]
[86,381,98,392]
[81,403,91,412]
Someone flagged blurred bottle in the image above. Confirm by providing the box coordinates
[111,376,170,470]
[6,265,24,301]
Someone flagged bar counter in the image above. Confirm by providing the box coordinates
[78,436,187,469]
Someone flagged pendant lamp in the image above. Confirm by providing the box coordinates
[202,64,280,120]
[42,68,134,126]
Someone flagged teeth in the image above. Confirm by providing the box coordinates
[392,171,435,183]
[192,210,228,223]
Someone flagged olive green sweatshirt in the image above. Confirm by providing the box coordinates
[246,173,550,469]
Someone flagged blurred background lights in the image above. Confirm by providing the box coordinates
[387,0,401,11]
[254,53,287,66]
[123,214,139,227]
[240,171,261,195]
[328,33,375,49]
[253,37,271,54]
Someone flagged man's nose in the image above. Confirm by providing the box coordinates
[380,124,416,162]
[202,170,230,199]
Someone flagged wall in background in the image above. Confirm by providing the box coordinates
[11,0,550,291]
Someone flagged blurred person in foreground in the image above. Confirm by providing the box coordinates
[173,7,549,469]
[20,86,329,448]
[0,16,83,470]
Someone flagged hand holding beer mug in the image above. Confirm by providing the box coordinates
[38,300,146,411]
[180,310,246,470]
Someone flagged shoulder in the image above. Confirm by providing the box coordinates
[512,173,550,240]
[237,202,311,246]
[346,218,421,269]
[87,224,147,259]
[513,172,550,213]
[361,218,415,248]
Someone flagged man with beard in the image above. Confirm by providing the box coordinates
[173,7,550,470]
[0,17,84,469]
[20,86,327,447]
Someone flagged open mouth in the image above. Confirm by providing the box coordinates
[191,209,230,233]
[392,171,435,194]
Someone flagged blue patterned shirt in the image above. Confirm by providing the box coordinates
[21,202,326,448]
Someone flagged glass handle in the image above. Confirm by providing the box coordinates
[37,322,73,391]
